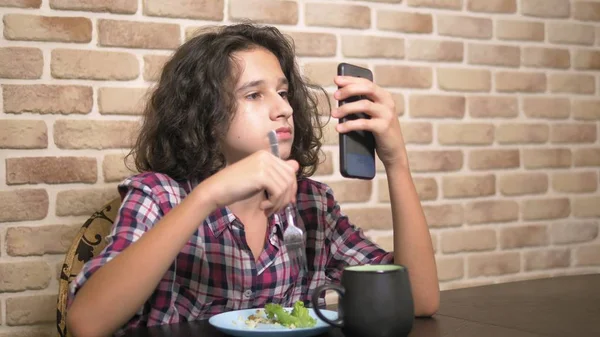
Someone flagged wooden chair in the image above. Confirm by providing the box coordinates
[56,197,121,337]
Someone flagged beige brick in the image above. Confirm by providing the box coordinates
[442,229,496,253]
[573,2,600,21]
[401,121,432,144]
[407,0,462,9]
[324,180,372,203]
[574,148,600,167]
[576,244,600,266]
[375,65,432,89]
[98,87,148,115]
[523,97,570,119]
[0,120,47,149]
[549,23,595,45]
[468,44,520,67]
[499,173,548,196]
[315,90,335,117]
[342,35,404,59]
[574,50,600,70]
[98,19,180,50]
[391,93,405,116]
[321,122,338,146]
[0,189,48,222]
[144,0,223,20]
[6,224,79,256]
[143,54,169,82]
[549,74,596,94]
[380,177,437,202]
[6,157,97,185]
[230,0,296,25]
[407,39,462,62]
[496,124,549,144]
[3,14,91,43]
[0,326,55,337]
[553,171,598,193]
[551,124,597,144]
[103,153,137,182]
[343,208,391,231]
[408,150,463,172]
[370,235,394,252]
[497,20,545,42]
[467,0,516,13]
[438,123,494,145]
[54,120,138,149]
[524,249,570,271]
[500,225,548,248]
[50,0,136,13]
[522,0,570,18]
[306,3,370,29]
[0,261,51,292]
[56,187,120,216]
[0,47,42,79]
[466,200,519,224]
[438,68,491,92]
[314,150,333,176]
[552,222,598,245]
[470,149,519,170]
[377,11,433,33]
[523,149,571,169]
[0,0,41,8]
[303,62,338,87]
[523,198,570,220]
[468,96,518,118]
[409,95,464,118]
[3,84,92,114]
[424,204,463,227]
[523,47,570,69]
[438,15,492,39]
[436,256,464,281]
[51,49,139,80]
[6,294,56,325]
[285,32,336,57]
[443,174,495,198]
[573,196,600,218]
[496,72,546,93]
[468,252,520,277]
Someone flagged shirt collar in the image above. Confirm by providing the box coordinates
[205,206,290,238]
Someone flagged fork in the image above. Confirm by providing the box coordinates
[267,130,308,275]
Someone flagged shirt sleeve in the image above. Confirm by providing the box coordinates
[323,185,394,283]
[66,178,164,331]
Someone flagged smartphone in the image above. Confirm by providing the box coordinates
[337,63,376,180]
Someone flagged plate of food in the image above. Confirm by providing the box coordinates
[208,301,337,337]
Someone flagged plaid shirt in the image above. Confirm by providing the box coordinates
[68,172,392,335]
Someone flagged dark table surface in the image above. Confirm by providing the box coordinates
[124,273,600,337]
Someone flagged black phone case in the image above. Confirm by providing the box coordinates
[337,63,376,180]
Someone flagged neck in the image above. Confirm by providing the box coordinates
[228,191,267,218]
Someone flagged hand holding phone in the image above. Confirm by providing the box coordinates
[337,63,376,180]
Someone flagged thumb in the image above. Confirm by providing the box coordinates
[286,159,300,172]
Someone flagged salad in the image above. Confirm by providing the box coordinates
[241,301,317,329]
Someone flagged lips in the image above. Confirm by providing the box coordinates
[275,127,292,140]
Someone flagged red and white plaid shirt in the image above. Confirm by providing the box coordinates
[68,172,393,335]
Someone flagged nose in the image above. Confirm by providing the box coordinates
[270,93,293,120]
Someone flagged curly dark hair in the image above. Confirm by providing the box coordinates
[127,23,329,182]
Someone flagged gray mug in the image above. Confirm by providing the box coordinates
[311,264,414,337]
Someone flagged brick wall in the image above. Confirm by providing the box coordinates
[1,0,600,335]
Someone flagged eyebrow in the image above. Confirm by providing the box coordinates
[236,77,289,93]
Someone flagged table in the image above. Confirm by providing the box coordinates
[124,274,600,337]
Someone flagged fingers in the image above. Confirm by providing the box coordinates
[260,153,298,214]
[334,76,394,108]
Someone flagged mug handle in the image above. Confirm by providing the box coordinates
[311,284,344,328]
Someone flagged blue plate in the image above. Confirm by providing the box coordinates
[208,307,337,337]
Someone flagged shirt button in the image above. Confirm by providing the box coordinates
[243,290,253,298]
